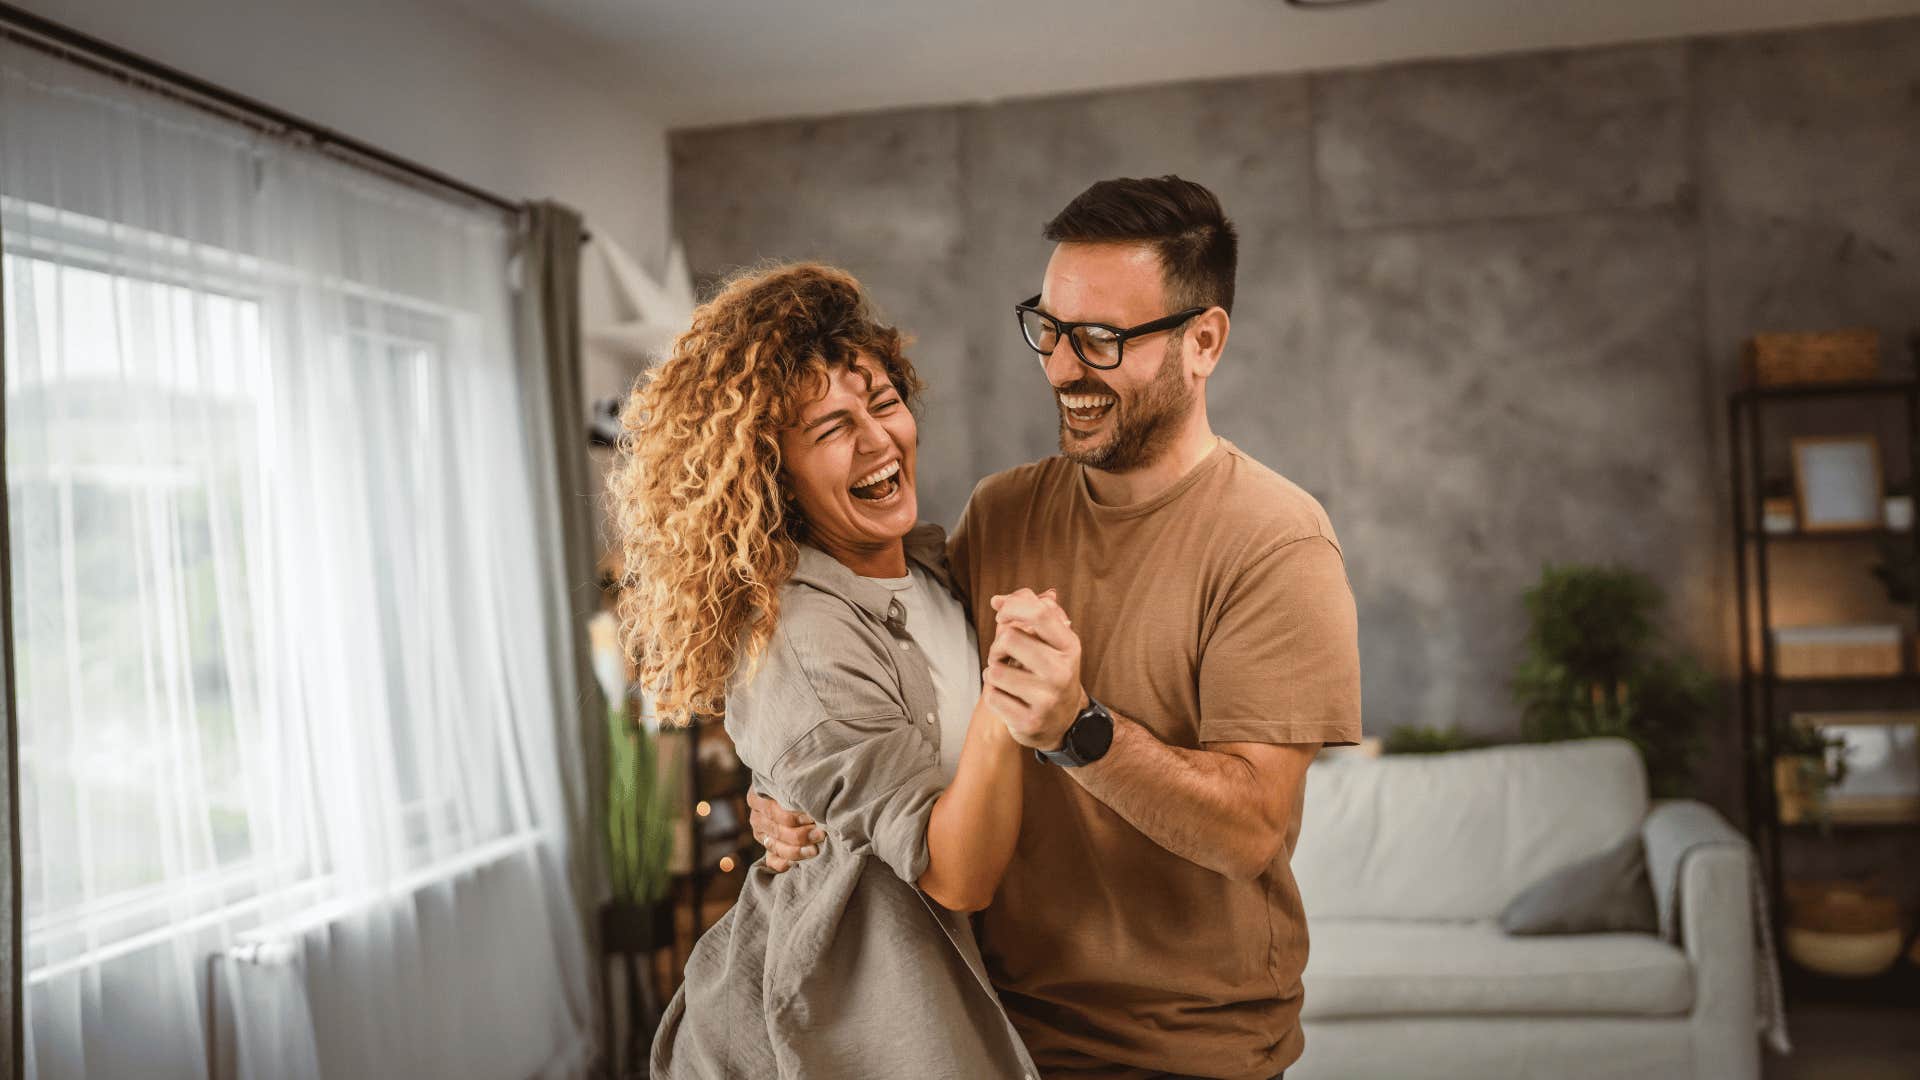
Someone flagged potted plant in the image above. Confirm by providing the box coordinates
[1772,721,1849,827]
[1510,564,1715,797]
[1383,724,1495,755]
[590,610,678,1075]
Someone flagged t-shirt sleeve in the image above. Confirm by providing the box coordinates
[1197,535,1362,747]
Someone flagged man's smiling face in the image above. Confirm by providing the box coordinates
[1035,241,1197,474]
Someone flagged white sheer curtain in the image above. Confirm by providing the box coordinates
[0,41,591,1080]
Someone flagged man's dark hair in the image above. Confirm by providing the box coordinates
[1042,175,1238,315]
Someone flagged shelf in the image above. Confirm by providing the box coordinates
[1766,675,1920,691]
[1782,958,1920,1008]
[1780,818,1920,831]
[1733,378,1919,404]
[1741,526,1910,544]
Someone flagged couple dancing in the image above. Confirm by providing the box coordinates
[609,176,1361,1080]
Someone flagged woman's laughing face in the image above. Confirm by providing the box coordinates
[779,354,918,575]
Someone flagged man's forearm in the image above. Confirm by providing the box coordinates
[1068,712,1301,881]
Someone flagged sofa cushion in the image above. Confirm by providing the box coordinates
[1499,832,1659,936]
[1294,738,1649,921]
[1302,919,1693,1019]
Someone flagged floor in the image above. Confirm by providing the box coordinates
[1764,1005,1920,1080]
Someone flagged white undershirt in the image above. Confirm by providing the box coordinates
[868,566,979,784]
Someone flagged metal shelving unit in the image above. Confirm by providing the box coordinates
[669,712,755,968]
[1727,375,1920,1004]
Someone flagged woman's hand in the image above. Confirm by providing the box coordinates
[984,588,1088,751]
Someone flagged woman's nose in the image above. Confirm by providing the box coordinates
[852,409,890,452]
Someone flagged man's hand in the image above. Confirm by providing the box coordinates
[984,588,1088,751]
[746,789,825,873]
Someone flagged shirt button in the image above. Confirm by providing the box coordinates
[900,641,913,652]
[925,712,936,725]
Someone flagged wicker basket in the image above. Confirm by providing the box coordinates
[1743,329,1880,388]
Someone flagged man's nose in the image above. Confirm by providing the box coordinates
[1042,341,1083,388]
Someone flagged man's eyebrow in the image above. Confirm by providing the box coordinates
[803,408,851,432]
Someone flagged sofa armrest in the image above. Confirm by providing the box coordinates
[1642,799,1744,943]
[1642,799,1761,1078]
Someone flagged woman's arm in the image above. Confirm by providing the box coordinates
[916,696,1025,912]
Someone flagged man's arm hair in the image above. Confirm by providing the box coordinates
[1068,716,1318,881]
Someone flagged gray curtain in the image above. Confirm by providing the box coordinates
[2,199,23,1080]
[512,200,607,1044]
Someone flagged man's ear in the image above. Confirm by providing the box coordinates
[1186,307,1230,378]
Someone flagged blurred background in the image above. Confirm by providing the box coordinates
[0,1,1917,1078]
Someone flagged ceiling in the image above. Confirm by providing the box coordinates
[439,0,1920,130]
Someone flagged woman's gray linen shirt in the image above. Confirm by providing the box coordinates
[651,523,1038,1079]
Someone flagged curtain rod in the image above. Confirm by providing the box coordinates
[0,1,590,240]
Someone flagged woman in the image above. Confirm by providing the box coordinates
[607,263,1042,1078]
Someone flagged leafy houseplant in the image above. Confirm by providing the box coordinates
[1510,564,1715,798]
[1772,721,1849,827]
[606,692,677,911]
[1383,724,1495,755]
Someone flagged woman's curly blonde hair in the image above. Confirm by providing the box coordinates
[606,262,923,723]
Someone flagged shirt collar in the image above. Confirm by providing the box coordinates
[789,522,953,623]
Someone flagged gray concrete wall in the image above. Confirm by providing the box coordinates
[670,17,1920,810]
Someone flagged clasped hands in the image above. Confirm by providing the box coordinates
[748,586,1086,871]
[981,586,1088,751]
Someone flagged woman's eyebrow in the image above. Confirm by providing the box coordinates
[803,409,851,432]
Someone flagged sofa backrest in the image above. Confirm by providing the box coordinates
[1292,738,1649,922]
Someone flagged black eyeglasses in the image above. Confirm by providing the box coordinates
[1013,294,1208,371]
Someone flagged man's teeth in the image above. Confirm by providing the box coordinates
[852,460,900,489]
[1060,394,1115,411]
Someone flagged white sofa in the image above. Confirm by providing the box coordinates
[1290,738,1759,1080]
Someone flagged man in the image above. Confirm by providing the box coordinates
[753,175,1361,1080]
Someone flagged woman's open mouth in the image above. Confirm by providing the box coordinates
[849,459,903,503]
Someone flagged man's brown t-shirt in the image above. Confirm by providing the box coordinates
[948,439,1362,1080]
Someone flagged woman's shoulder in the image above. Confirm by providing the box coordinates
[726,579,908,766]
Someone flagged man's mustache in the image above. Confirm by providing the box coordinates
[1053,377,1115,399]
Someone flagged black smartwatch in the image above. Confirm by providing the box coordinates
[1034,695,1114,768]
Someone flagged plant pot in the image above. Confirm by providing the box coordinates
[1774,755,1827,824]
[600,899,674,955]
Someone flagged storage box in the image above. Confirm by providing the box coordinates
[1773,624,1903,679]
[1743,329,1879,388]
[1762,496,1797,534]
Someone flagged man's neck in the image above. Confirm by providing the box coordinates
[1082,418,1220,507]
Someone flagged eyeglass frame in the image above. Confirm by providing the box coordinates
[1012,293,1210,371]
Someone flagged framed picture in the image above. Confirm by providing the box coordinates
[1791,712,1920,824]
[1791,435,1883,532]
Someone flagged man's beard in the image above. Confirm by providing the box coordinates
[1057,337,1193,473]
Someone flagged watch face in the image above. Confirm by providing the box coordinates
[1070,703,1114,762]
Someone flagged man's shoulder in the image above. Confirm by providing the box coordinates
[1211,443,1341,554]
[965,455,1074,517]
